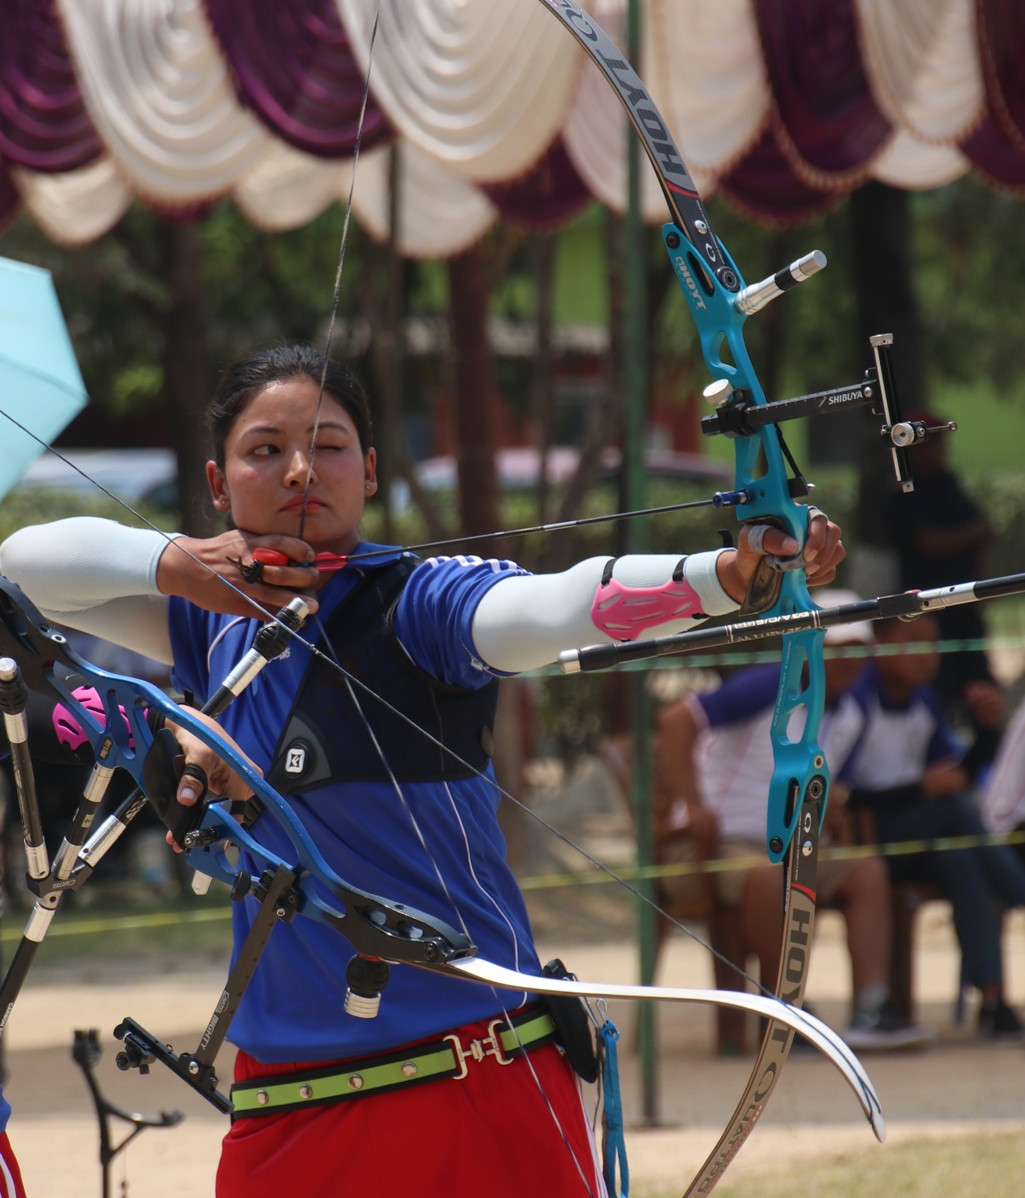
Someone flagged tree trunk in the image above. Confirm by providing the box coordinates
[159,221,216,537]
[850,183,925,548]
[447,242,502,557]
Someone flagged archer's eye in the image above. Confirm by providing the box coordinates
[251,444,280,457]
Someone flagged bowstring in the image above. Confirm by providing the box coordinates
[0,15,783,1183]
[236,9,599,1178]
[0,404,786,1196]
[0,418,786,1197]
[287,5,490,993]
[0,330,772,1000]
[294,18,600,1169]
[297,11,379,542]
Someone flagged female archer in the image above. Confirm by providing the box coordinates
[0,344,843,1197]
[0,1092,25,1198]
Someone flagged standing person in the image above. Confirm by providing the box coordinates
[654,593,929,1051]
[842,614,1025,1038]
[885,412,1004,764]
[0,344,844,1197]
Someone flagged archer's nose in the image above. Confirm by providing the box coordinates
[285,450,318,488]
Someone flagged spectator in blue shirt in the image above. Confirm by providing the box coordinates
[654,592,928,1050]
[842,613,1025,1038]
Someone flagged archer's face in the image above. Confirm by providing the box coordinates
[206,378,377,554]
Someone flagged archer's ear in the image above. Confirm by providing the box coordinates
[363,447,378,497]
[206,460,231,510]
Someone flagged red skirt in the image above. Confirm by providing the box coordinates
[217,1013,606,1198]
[0,1134,25,1198]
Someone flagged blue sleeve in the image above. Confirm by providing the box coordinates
[167,594,213,699]
[697,664,782,728]
[167,596,257,706]
[393,555,530,688]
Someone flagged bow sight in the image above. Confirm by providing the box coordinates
[700,327,957,497]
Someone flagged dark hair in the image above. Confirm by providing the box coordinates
[209,344,374,466]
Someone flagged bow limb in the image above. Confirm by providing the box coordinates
[442,957,884,1140]
[669,188,831,1198]
[1,6,831,1182]
[536,2,834,1192]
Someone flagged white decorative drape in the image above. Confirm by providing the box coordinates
[3,0,1016,253]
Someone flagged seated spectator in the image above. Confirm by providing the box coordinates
[654,591,929,1050]
[981,692,1025,866]
[841,613,1025,1038]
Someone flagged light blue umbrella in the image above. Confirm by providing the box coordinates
[0,255,89,500]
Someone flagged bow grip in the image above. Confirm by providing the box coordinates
[142,725,210,849]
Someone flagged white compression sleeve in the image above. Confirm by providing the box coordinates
[0,517,175,664]
[471,551,737,674]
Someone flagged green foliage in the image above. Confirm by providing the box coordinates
[108,363,163,414]
[0,488,176,545]
[916,180,1025,403]
[0,200,374,430]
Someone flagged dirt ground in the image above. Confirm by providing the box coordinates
[6,904,1025,1197]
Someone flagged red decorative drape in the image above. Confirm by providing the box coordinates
[1,0,1025,249]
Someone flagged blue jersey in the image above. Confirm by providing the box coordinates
[696,664,781,728]
[168,547,540,1064]
[838,662,964,790]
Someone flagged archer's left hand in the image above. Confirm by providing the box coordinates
[717,508,844,603]
[161,710,263,852]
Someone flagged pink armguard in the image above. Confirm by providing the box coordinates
[590,560,705,641]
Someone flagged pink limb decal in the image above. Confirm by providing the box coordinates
[52,686,135,752]
[52,700,89,753]
[591,575,705,641]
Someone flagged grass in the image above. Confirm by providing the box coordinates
[4,888,235,983]
[641,1129,1025,1198]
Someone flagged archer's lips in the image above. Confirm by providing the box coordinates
[282,497,323,514]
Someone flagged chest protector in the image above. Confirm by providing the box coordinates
[268,557,498,792]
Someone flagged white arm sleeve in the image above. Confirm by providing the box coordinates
[471,550,736,673]
[0,517,175,664]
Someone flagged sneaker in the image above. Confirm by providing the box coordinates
[977,999,1025,1040]
[843,1000,934,1051]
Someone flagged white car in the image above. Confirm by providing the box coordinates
[13,447,177,509]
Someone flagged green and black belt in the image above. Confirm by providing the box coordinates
[231,1007,558,1118]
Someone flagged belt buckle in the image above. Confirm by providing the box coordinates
[444,1018,514,1080]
